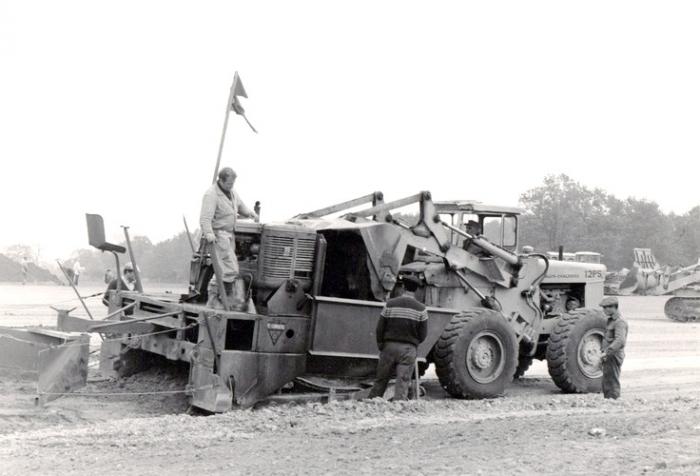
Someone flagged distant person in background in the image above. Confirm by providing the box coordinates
[102,262,137,306]
[104,268,115,284]
[72,260,83,285]
[21,256,29,285]
[63,267,75,285]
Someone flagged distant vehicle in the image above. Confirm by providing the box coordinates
[574,252,603,264]
[545,251,602,264]
[546,251,576,262]
[615,248,700,322]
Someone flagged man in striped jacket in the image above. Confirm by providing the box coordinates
[368,275,428,400]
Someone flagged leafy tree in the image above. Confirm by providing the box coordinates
[519,174,603,252]
[519,175,700,270]
[3,244,35,262]
[671,206,700,266]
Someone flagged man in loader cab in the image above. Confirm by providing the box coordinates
[200,167,258,301]
[599,296,628,399]
[368,275,428,400]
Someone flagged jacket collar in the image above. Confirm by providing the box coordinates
[216,181,233,201]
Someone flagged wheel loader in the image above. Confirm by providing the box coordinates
[77,191,607,412]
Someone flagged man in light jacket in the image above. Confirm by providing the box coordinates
[200,167,257,300]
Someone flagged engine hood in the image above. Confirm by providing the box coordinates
[543,259,607,283]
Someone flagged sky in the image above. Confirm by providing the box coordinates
[1,1,699,262]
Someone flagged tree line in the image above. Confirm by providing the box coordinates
[67,232,194,284]
[62,174,699,282]
[519,175,700,270]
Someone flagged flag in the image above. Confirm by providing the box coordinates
[230,72,257,133]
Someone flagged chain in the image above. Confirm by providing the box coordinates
[37,384,215,398]
[45,323,198,350]
[1,292,104,311]
[0,363,38,373]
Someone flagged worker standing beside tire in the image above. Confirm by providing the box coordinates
[599,296,628,399]
[368,276,428,401]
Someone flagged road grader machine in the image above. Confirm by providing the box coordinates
[69,191,607,412]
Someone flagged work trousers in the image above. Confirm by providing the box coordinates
[368,341,417,400]
[602,354,623,399]
[214,230,239,282]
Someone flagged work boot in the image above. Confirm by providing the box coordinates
[223,281,234,299]
[230,278,247,311]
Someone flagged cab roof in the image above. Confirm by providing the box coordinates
[434,201,524,215]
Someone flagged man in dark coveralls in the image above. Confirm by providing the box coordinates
[368,276,428,400]
[599,296,629,399]
[102,262,137,307]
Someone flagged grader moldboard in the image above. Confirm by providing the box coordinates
[70,191,607,412]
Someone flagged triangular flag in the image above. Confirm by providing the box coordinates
[231,71,248,99]
[230,72,257,133]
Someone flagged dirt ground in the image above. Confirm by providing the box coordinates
[0,290,698,475]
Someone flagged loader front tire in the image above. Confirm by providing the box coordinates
[434,308,517,398]
[546,308,606,393]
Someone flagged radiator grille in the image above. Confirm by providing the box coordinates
[261,234,316,281]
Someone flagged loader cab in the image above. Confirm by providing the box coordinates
[435,201,523,252]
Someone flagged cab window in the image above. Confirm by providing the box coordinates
[482,217,501,244]
[481,215,517,249]
[503,216,516,247]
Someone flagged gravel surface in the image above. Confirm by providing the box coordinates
[1,294,698,475]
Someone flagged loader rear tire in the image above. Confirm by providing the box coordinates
[546,308,606,393]
[434,308,517,399]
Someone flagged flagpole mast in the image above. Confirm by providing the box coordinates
[212,79,236,184]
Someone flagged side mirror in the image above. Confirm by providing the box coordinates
[86,214,126,253]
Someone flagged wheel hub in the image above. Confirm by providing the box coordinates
[466,331,505,384]
[472,341,494,369]
[581,341,599,365]
[577,329,604,379]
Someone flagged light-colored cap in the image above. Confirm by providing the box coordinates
[599,296,618,307]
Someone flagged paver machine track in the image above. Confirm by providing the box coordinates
[664,296,700,322]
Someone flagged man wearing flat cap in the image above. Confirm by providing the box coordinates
[368,275,428,400]
[599,296,628,399]
[102,262,138,312]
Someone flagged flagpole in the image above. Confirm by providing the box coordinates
[212,77,237,184]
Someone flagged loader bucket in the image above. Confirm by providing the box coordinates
[0,326,90,404]
[618,265,640,294]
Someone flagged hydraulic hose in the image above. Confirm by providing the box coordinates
[529,253,550,289]
[521,253,550,347]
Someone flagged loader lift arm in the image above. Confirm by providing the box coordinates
[346,190,525,285]
[294,191,385,220]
